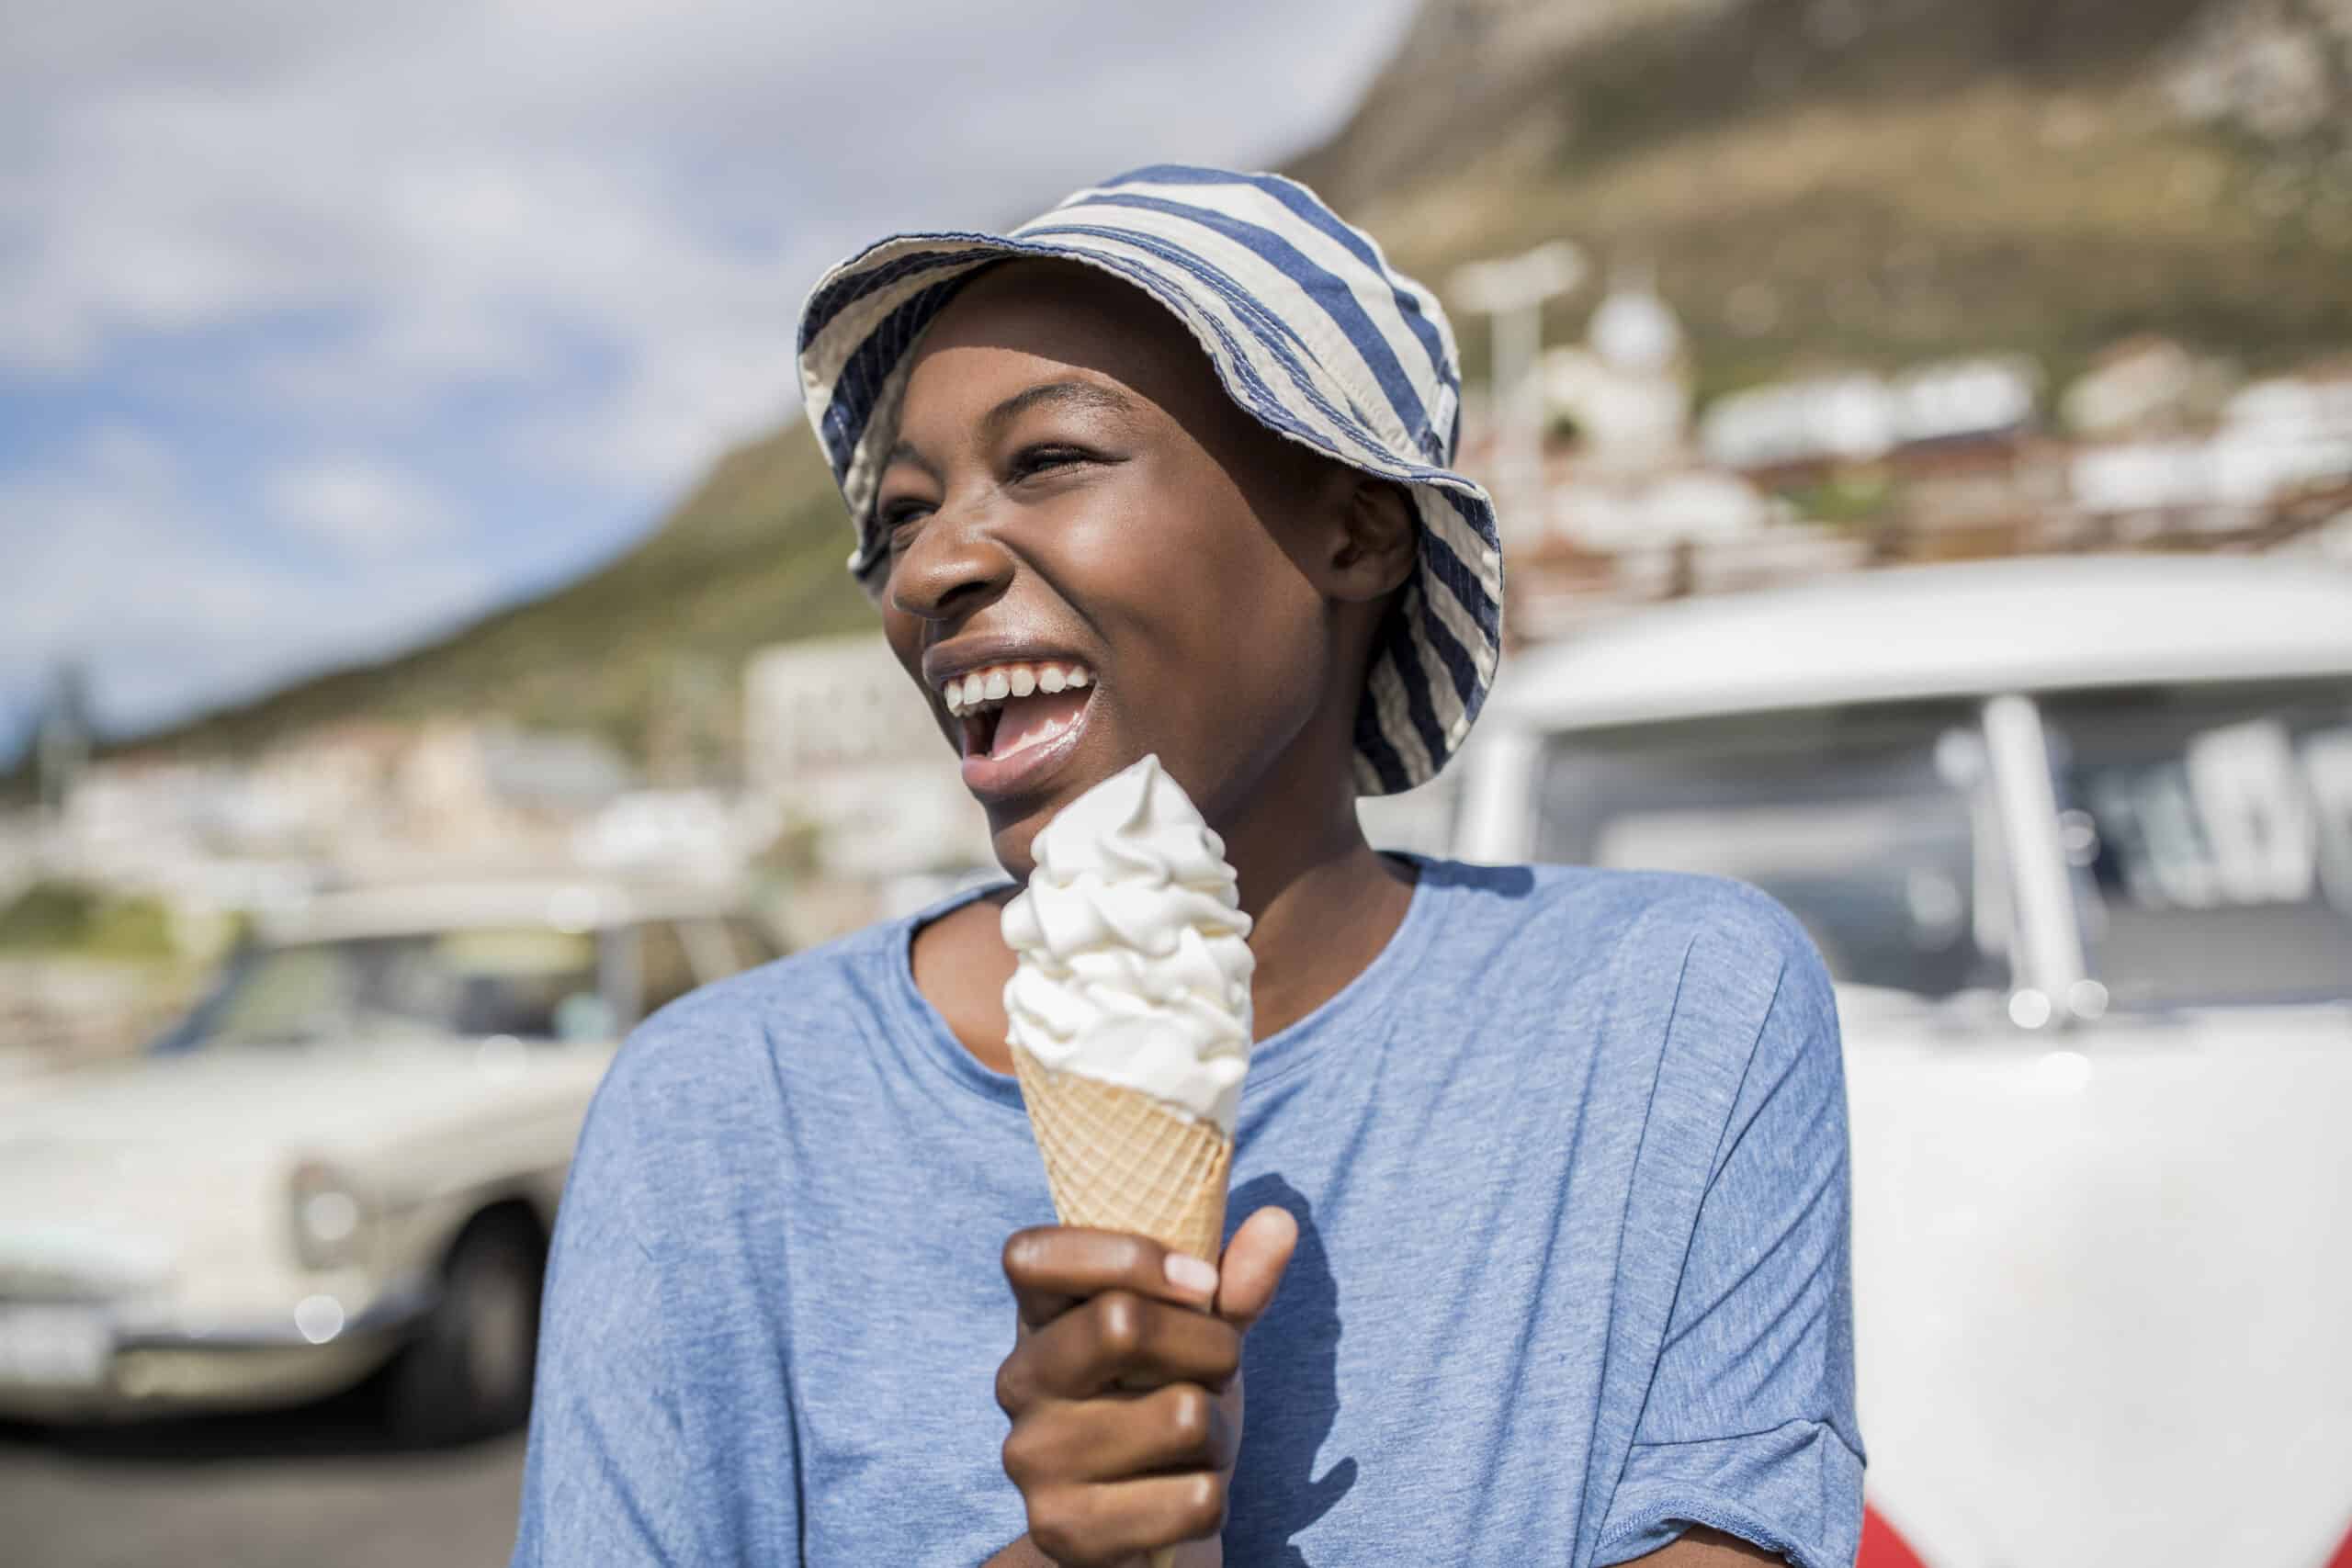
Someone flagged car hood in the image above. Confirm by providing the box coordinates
[0,1038,612,1312]
[1842,997,2352,1567]
[0,1037,608,1155]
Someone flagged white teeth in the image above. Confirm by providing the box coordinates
[940,660,1097,710]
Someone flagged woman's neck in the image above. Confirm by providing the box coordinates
[1217,796,1418,1041]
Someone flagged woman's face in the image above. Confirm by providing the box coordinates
[873,261,1356,874]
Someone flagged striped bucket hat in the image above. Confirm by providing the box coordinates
[794,164,1504,795]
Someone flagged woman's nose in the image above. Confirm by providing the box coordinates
[887,503,1013,626]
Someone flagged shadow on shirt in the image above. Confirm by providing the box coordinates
[1225,1172,1354,1564]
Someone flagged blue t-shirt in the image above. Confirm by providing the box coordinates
[511,861,1864,1567]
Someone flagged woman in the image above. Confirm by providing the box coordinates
[513,166,1861,1568]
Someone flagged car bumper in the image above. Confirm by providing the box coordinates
[0,1281,436,1422]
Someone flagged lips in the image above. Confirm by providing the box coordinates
[932,655,1101,799]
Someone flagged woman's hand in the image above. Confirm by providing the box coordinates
[993,1207,1299,1568]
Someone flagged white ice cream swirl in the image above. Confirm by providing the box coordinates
[1001,755,1255,1134]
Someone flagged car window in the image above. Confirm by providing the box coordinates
[2044,679,2352,1008]
[635,919,703,1016]
[1534,703,2012,998]
[189,927,606,1048]
[725,914,781,968]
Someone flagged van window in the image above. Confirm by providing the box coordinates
[2044,680,2352,1008]
[1535,704,2011,998]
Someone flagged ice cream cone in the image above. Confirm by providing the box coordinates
[1000,757,1253,1568]
[1011,1050,1230,1568]
[1011,1045,1232,1261]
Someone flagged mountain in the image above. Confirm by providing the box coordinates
[97,0,2352,769]
[1295,0,2352,397]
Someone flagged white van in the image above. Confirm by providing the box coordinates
[1444,556,2352,1568]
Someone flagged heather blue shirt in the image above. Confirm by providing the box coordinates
[512,861,1863,1567]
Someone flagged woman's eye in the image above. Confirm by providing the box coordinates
[879,502,931,548]
[1011,445,1092,479]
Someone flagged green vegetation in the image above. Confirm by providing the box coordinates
[1780,465,1903,525]
[0,880,179,962]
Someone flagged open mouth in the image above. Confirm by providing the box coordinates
[940,660,1095,765]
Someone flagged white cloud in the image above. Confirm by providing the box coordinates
[263,457,455,557]
[0,430,496,732]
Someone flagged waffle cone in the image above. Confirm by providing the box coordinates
[1010,1045,1232,1262]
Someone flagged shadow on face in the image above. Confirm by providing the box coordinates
[872,259,1393,874]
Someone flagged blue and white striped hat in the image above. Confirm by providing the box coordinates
[794,164,1504,795]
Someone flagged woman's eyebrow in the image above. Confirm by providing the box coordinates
[980,378,1137,441]
[884,438,942,482]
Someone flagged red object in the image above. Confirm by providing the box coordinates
[2324,1517,2352,1568]
[1857,1504,1931,1568]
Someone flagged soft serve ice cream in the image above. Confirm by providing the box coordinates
[1001,755,1255,1134]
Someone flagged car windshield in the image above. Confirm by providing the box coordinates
[1534,703,2011,998]
[164,926,613,1050]
[2044,679,2352,1009]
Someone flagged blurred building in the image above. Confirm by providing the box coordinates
[1468,267,2352,646]
[743,633,992,911]
[1699,356,2040,473]
[394,720,633,862]
[2061,335,2225,437]
[1540,272,1691,477]
[2068,356,2352,533]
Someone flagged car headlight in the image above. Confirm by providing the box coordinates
[288,1158,373,1271]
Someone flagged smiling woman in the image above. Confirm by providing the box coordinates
[872,259,1415,864]
[512,167,1861,1568]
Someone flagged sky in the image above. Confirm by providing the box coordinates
[0,0,1419,742]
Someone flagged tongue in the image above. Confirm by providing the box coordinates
[989,689,1090,761]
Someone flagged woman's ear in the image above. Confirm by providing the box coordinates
[1327,478,1417,604]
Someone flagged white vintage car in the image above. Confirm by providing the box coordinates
[1446,555,2352,1568]
[0,878,775,1439]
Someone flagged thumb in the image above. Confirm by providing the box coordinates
[1214,1205,1299,1331]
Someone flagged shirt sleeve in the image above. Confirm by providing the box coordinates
[1594,919,1865,1568]
[510,1055,752,1566]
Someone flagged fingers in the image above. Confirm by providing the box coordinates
[1213,1206,1298,1332]
[1001,1381,1237,1488]
[1022,1471,1228,1568]
[997,1288,1243,1415]
[1004,1226,1219,1330]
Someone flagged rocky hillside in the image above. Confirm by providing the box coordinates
[104,0,2352,767]
[1298,0,2351,395]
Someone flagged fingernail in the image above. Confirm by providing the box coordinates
[1164,1252,1218,1297]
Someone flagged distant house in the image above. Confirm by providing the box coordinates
[392,720,635,870]
[2070,356,2352,522]
[742,634,990,885]
[1701,357,2040,476]
[2061,335,2216,437]
[1541,276,1692,476]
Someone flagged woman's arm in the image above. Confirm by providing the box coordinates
[1593,908,1865,1568]
[1628,1526,1792,1565]
[510,1056,778,1565]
